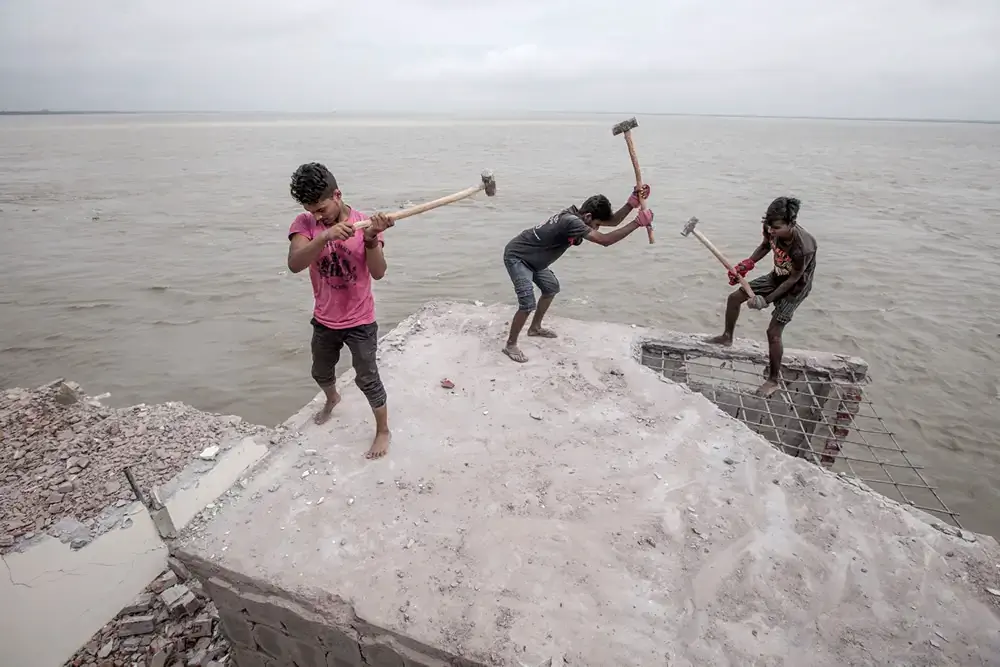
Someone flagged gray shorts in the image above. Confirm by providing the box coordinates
[748,273,811,325]
[504,255,560,312]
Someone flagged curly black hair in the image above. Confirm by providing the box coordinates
[290,162,339,206]
[764,196,801,225]
[579,194,613,222]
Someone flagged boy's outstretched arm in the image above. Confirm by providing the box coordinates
[585,220,641,246]
[584,209,653,247]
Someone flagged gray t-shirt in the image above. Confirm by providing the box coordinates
[764,224,817,296]
[503,206,592,271]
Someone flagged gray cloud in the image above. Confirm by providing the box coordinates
[1,0,998,118]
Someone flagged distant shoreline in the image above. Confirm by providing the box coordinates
[0,110,141,116]
[1,109,997,125]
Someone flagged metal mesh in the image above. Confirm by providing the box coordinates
[639,343,960,528]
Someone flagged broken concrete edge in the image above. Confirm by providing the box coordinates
[74,435,267,549]
[170,547,484,667]
[637,332,869,379]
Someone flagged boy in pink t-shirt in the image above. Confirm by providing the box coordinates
[286,162,394,460]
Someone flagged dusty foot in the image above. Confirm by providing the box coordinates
[707,334,733,347]
[313,392,341,425]
[757,378,781,398]
[503,344,528,363]
[527,327,558,338]
[365,430,390,460]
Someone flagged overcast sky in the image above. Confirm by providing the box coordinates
[1,0,998,119]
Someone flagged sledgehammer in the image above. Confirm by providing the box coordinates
[611,117,654,244]
[353,170,496,231]
[681,217,757,299]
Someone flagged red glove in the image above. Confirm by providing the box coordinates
[634,209,654,227]
[727,258,755,285]
[628,184,651,209]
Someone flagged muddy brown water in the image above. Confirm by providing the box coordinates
[1,113,998,537]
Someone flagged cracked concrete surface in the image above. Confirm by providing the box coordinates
[173,301,1000,666]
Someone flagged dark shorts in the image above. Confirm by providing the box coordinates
[310,319,387,409]
[504,255,560,312]
[748,273,811,325]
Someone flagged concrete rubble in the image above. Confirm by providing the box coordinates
[63,559,233,667]
[0,379,269,554]
[169,302,1000,667]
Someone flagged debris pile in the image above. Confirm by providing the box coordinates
[0,379,267,553]
[64,558,233,667]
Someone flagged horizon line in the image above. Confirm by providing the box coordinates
[1,109,997,125]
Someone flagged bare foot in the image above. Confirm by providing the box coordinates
[503,344,528,363]
[527,327,558,338]
[707,334,733,347]
[313,392,341,425]
[365,431,390,460]
[757,378,781,398]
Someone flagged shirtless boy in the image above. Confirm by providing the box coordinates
[286,162,394,459]
[708,196,817,397]
[502,186,653,363]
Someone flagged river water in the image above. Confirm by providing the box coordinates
[1,113,998,537]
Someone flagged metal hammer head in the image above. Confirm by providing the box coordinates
[481,169,497,197]
[612,117,638,136]
[680,216,699,236]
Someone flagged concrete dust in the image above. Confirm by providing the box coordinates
[172,301,1000,666]
[1,380,266,554]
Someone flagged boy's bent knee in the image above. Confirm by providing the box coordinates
[536,274,560,298]
[311,368,336,388]
[310,351,338,387]
[516,297,537,312]
[355,372,387,409]
[766,322,785,342]
[515,287,537,312]
[353,357,387,408]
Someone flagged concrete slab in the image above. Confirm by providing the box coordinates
[172,301,1000,667]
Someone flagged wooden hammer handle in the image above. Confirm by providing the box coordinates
[352,183,484,231]
[623,132,654,245]
[691,228,756,299]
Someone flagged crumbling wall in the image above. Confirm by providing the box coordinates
[176,554,474,667]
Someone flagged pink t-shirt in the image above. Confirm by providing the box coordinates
[288,208,384,330]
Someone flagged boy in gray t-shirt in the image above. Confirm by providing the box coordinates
[501,187,653,363]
